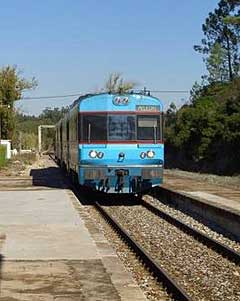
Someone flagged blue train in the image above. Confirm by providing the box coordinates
[55,92,164,193]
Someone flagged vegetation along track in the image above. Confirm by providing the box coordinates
[95,199,240,301]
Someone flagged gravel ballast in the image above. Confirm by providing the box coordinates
[104,204,240,301]
[143,195,240,253]
[87,206,173,301]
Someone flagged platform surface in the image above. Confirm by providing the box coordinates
[0,176,146,300]
[164,172,240,215]
[0,190,99,260]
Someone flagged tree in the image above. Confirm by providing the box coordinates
[190,81,204,103]
[165,78,240,174]
[224,0,240,25]
[39,107,69,124]
[206,42,229,82]
[165,102,177,127]
[0,66,37,140]
[13,106,69,151]
[105,72,136,93]
[194,0,240,81]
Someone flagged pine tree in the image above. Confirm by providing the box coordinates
[206,42,229,82]
[224,0,240,25]
[194,0,240,81]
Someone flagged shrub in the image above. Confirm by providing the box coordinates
[0,145,7,168]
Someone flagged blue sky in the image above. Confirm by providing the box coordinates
[0,0,219,115]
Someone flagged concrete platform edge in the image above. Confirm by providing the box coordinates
[66,189,147,301]
[154,186,240,241]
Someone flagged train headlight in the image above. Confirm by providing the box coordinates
[97,151,104,159]
[89,150,97,158]
[140,152,146,159]
[147,150,155,158]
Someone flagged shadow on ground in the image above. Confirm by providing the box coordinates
[30,165,140,205]
[0,254,4,295]
[30,167,70,189]
[30,166,95,205]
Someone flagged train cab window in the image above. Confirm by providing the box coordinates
[82,115,107,141]
[108,115,136,141]
[137,115,160,141]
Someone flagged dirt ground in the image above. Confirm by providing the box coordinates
[165,169,240,189]
[0,153,39,177]
[0,260,120,301]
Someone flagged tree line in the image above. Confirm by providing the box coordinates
[165,0,240,175]
[15,107,68,151]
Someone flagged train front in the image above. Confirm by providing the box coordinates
[78,93,164,193]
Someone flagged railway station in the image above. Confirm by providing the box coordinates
[1,1,240,300]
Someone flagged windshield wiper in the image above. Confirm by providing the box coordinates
[88,123,91,143]
[154,125,157,144]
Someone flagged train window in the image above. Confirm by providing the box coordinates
[108,115,136,141]
[82,115,107,141]
[137,115,160,140]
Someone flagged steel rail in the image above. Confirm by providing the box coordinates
[141,199,240,264]
[95,201,192,301]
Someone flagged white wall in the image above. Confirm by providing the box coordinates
[0,140,11,159]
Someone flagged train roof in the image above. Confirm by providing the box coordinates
[56,92,163,126]
[70,91,163,110]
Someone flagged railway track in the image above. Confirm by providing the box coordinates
[94,199,240,301]
[141,198,240,264]
[95,201,192,301]
[49,154,240,300]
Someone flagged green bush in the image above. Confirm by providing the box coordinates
[0,145,7,168]
[165,79,240,175]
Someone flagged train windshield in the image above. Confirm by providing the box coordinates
[108,115,135,141]
[82,115,107,141]
[137,115,161,141]
[81,114,162,142]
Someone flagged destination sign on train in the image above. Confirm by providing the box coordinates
[136,105,160,112]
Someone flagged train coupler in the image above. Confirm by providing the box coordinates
[115,170,125,193]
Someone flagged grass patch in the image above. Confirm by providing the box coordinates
[0,145,7,168]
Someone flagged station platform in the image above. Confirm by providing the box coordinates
[163,171,240,215]
[0,166,146,300]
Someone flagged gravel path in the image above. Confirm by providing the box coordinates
[105,205,240,301]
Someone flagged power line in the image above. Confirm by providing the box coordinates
[21,93,82,100]
[20,90,189,101]
[151,90,189,93]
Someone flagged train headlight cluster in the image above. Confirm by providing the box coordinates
[97,151,104,158]
[89,150,104,159]
[147,150,155,158]
[140,150,155,159]
[89,150,97,158]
